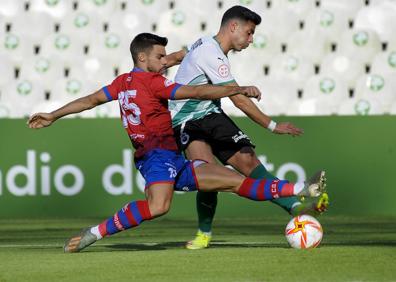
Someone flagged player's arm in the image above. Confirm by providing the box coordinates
[27,89,109,129]
[226,81,303,136]
[173,84,261,101]
[165,49,187,68]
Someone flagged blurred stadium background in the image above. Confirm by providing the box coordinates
[1,0,396,118]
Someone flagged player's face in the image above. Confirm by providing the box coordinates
[231,20,256,52]
[146,45,168,74]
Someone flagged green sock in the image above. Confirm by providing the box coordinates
[196,191,218,233]
[249,164,301,214]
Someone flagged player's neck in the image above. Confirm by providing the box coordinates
[214,32,232,55]
[134,64,148,72]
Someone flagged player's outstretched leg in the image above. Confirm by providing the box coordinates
[63,184,172,253]
[64,200,153,253]
[195,164,326,200]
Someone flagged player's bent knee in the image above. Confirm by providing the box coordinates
[148,201,171,217]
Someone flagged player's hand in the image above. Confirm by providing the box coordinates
[240,86,261,101]
[273,122,304,136]
[27,113,56,129]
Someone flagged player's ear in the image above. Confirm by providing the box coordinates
[229,20,238,33]
[138,52,146,63]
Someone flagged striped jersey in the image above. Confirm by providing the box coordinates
[169,36,236,127]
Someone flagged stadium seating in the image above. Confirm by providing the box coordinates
[0,102,12,118]
[0,54,16,87]
[88,31,131,64]
[29,0,73,19]
[3,79,46,117]
[286,29,331,65]
[0,32,33,64]
[321,0,365,21]
[221,0,267,14]
[371,50,396,75]
[50,76,96,105]
[354,73,396,110]
[40,33,85,64]
[260,8,299,40]
[389,101,396,115]
[10,12,56,45]
[122,0,170,24]
[320,52,365,88]
[156,10,205,44]
[269,53,315,90]
[304,8,349,43]
[18,56,64,91]
[337,29,382,65]
[355,0,396,44]
[242,24,283,63]
[256,76,299,116]
[59,11,104,46]
[0,0,25,17]
[272,0,316,20]
[0,0,394,117]
[107,10,154,37]
[338,96,385,115]
[299,74,349,115]
[76,0,119,21]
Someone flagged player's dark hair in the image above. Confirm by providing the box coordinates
[221,5,261,26]
[130,33,168,64]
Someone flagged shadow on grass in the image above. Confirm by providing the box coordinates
[101,241,287,252]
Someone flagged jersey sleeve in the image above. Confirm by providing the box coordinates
[102,75,125,101]
[150,73,183,100]
[197,45,236,85]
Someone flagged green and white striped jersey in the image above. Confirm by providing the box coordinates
[169,36,236,127]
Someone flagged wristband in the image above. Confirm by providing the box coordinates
[267,120,277,132]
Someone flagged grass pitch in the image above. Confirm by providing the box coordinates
[0,216,395,282]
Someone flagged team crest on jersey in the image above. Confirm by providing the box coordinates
[164,78,174,87]
[180,132,190,145]
[218,64,229,78]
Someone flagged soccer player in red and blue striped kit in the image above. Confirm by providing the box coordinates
[28,33,326,253]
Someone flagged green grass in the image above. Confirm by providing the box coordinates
[0,216,395,282]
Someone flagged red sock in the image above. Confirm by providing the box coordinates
[237,178,293,201]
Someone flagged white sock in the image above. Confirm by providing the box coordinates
[90,225,103,240]
[293,182,305,195]
[198,229,212,236]
[291,202,303,210]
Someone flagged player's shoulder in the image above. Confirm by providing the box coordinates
[189,36,219,53]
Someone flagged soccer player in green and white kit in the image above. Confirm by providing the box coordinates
[170,6,329,249]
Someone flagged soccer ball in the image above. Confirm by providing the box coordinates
[285,215,323,249]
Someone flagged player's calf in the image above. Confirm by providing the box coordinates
[236,170,326,201]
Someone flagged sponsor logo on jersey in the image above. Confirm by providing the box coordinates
[130,133,145,140]
[190,38,203,51]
